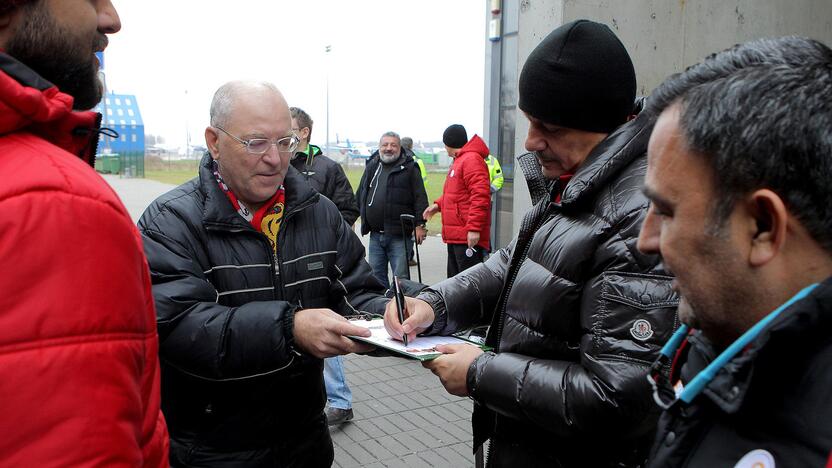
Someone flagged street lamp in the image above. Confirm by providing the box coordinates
[325,44,331,158]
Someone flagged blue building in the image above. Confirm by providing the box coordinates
[95,92,144,154]
[93,92,145,176]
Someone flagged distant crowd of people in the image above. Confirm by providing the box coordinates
[2,1,832,468]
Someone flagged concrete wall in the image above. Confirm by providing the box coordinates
[510,0,832,228]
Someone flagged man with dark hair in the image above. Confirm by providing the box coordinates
[0,0,168,465]
[357,131,429,288]
[638,36,832,467]
[139,81,388,466]
[423,124,492,277]
[385,20,678,466]
[289,106,359,226]
[289,106,362,426]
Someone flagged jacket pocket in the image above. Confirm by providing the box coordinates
[593,271,679,365]
[281,251,337,308]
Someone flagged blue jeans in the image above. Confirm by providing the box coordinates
[368,231,409,289]
[323,356,352,410]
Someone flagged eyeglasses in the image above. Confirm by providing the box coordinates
[214,125,300,155]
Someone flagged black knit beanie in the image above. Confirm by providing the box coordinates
[518,19,636,133]
[442,124,468,148]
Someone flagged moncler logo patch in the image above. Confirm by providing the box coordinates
[630,319,654,341]
[734,449,775,468]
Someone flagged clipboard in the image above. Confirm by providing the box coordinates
[347,315,492,361]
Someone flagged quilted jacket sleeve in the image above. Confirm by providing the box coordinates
[0,168,168,467]
[410,161,429,225]
[140,213,299,381]
[460,155,491,234]
[465,206,678,439]
[328,212,390,316]
[326,162,359,226]
[417,240,516,333]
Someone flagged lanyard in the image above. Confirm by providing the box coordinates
[659,282,818,404]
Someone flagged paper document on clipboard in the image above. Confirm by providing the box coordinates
[348,317,490,361]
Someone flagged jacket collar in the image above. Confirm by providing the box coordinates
[560,111,654,206]
[197,152,319,230]
[0,52,101,167]
[682,276,832,413]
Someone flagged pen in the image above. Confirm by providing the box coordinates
[393,275,408,346]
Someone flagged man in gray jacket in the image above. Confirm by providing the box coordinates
[385,20,678,467]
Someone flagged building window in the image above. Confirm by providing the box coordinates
[115,98,121,106]
[127,109,134,117]
[105,98,111,105]
[125,98,132,105]
[131,134,137,142]
[117,109,123,116]
[107,108,112,115]
[121,134,126,142]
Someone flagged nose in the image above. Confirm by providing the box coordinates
[98,0,122,34]
[261,144,285,166]
[524,124,545,153]
[637,205,661,254]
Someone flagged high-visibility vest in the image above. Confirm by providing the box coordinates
[415,157,427,187]
[486,154,504,192]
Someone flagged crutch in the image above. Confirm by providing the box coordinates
[399,214,422,283]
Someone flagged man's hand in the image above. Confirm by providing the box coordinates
[422,344,483,396]
[467,231,480,249]
[415,225,427,244]
[293,308,374,358]
[423,203,440,221]
[383,297,435,344]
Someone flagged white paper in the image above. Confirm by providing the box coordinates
[349,318,479,359]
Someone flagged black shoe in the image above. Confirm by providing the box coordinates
[325,407,354,426]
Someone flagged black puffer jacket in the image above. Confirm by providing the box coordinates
[291,144,359,226]
[138,154,387,466]
[356,151,428,236]
[419,113,679,467]
[647,278,832,468]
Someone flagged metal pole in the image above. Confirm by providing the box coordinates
[325,45,331,158]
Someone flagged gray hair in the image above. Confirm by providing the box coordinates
[401,136,414,151]
[209,81,281,128]
[379,131,400,144]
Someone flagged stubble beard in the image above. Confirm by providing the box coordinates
[678,228,754,350]
[7,3,105,110]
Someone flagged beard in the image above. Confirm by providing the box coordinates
[380,151,399,164]
[7,2,106,110]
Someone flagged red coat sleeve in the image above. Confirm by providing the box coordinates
[460,155,491,233]
[0,150,168,467]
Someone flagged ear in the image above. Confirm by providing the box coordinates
[0,8,22,48]
[205,127,220,160]
[746,189,788,267]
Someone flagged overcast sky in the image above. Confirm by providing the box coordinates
[104,0,486,148]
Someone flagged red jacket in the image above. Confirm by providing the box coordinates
[436,134,491,250]
[0,53,168,467]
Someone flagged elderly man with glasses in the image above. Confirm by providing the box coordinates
[138,81,389,467]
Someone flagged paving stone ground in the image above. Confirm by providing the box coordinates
[330,354,475,468]
[106,174,474,467]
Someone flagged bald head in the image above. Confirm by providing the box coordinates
[210,81,287,128]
